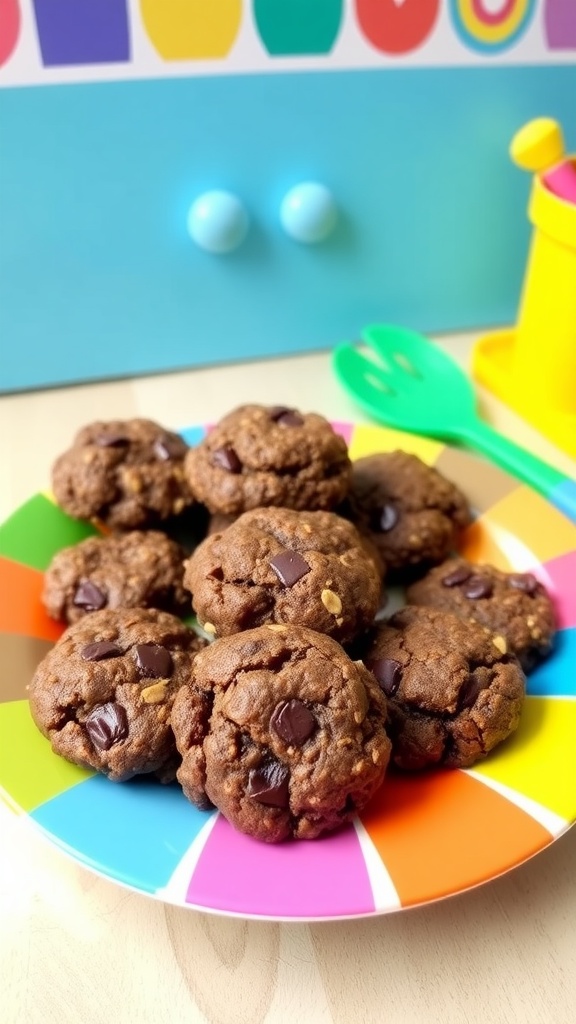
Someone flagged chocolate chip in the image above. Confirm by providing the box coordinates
[459,674,488,710]
[270,699,316,745]
[269,550,311,587]
[509,573,539,596]
[463,575,494,600]
[247,761,290,808]
[239,732,253,756]
[279,412,304,426]
[442,565,472,587]
[212,447,242,473]
[73,581,107,611]
[134,644,173,679]
[269,406,304,427]
[85,702,128,750]
[269,405,292,420]
[370,657,403,696]
[94,434,129,448]
[153,434,184,461]
[81,641,123,662]
[372,504,399,533]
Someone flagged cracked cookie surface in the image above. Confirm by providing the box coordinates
[51,418,194,529]
[43,530,189,625]
[345,451,470,578]
[184,404,351,516]
[184,507,383,645]
[29,608,206,781]
[171,625,391,842]
[406,557,556,672]
[359,605,525,770]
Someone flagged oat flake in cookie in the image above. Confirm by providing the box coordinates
[51,418,193,529]
[183,404,351,516]
[406,557,557,672]
[359,605,525,771]
[43,530,189,625]
[346,451,470,578]
[185,507,382,645]
[171,625,391,843]
[29,608,206,782]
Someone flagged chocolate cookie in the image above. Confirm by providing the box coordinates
[51,418,193,529]
[184,507,382,645]
[206,512,237,536]
[171,625,391,842]
[42,530,189,625]
[29,608,206,782]
[184,404,351,516]
[406,558,557,671]
[345,451,470,578]
[359,605,525,770]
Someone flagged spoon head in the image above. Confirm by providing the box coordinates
[333,325,478,439]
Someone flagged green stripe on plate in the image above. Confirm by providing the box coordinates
[0,494,98,571]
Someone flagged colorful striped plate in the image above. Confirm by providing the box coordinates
[0,423,575,921]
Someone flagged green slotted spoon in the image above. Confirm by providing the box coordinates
[332,323,576,521]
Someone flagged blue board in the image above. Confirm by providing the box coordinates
[0,65,575,391]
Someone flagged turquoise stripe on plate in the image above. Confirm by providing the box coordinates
[527,629,576,699]
[549,479,576,525]
[31,775,211,894]
[179,425,207,447]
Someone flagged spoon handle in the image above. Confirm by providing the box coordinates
[459,418,576,523]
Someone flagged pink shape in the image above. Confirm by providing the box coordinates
[331,420,354,444]
[186,815,374,919]
[543,162,576,206]
[0,0,20,66]
[537,551,576,630]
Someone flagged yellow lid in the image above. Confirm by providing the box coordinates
[510,118,565,173]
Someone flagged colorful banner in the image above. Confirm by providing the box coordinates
[254,0,344,55]
[544,0,576,50]
[0,0,573,85]
[140,1,242,60]
[32,0,130,66]
[355,0,440,55]
[450,0,536,54]
[0,0,20,68]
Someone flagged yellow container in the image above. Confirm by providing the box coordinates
[473,119,576,458]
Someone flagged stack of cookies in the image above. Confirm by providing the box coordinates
[29,405,557,843]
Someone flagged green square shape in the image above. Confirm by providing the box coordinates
[0,493,98,571]
[0,699,93,813]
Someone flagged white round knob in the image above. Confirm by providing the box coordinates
[187,190,249,254]
[280,182,338,244]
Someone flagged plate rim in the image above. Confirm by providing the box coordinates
[1,420,575,922]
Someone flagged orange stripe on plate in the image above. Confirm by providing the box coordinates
[459,519,514,569]
[482,487,576,563]
[359,770,551,908]
[0,557,63,642]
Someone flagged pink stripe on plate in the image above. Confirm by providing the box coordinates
[186,815,375,919]
[535,551,576,630]
[331,421,354,445]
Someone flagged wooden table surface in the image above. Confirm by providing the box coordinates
[1,334,575,1024]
